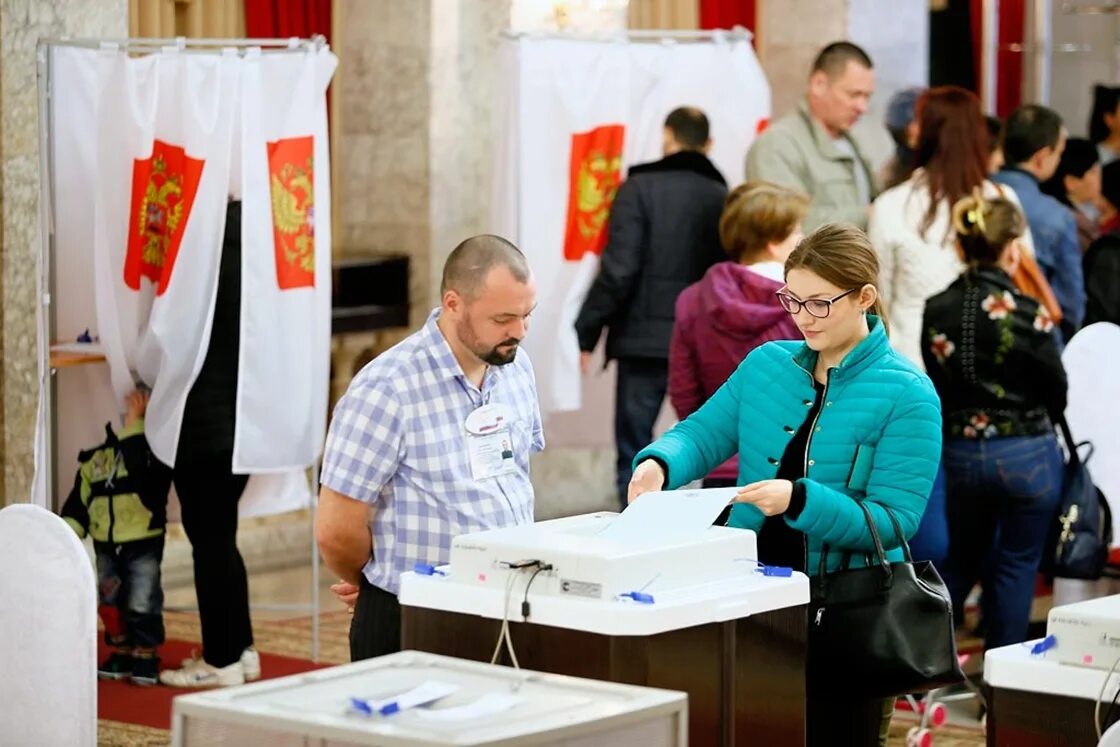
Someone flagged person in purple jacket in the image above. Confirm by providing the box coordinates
[668,181,807,489]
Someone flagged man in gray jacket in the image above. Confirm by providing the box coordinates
[746,41,876,230]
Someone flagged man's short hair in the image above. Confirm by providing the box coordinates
[664,107,710,151]
[985,115,1003,155]
[1100,160,1120,211]
[440,235,530,298]
[1002,104,1064,166]
[811,41,873,78]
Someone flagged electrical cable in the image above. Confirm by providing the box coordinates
[490,567,521,666]
[520,564,552,620]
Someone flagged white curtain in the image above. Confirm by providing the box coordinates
[46,43,336,517]
[493,34,771,425]
[235,47,336,473]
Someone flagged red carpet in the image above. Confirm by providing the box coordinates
[97,638,331,730]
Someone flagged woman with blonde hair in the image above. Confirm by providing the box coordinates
[632,223,942,744]
[668,181,805,488]
[921,193,1066,649]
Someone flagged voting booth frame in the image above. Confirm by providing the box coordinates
[33,36,325,661]
[401,603,808,746]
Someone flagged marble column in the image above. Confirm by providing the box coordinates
[333,0,509,332]
[754,0,929,173]
[1,0,127,505]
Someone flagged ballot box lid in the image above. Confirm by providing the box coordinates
[172,650,686,747]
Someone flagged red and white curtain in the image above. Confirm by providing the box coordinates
[45,43,336,516]
[492,33,770,424]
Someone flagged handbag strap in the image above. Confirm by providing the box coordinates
[1056,414,1094,467]
[818,502,894,583]
[854,501,893,578]
[879,505,914,563]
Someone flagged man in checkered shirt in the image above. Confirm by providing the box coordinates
[316,235,544,660]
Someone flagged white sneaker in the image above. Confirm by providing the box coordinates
[160,659,245,688]
[178,647,260,682]
[241,647,261,682]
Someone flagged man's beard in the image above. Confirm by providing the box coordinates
[458,317,520,366]
[479,339,520,366]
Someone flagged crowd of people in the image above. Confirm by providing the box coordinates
[73,33,1116,747]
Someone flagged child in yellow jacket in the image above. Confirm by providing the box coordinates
[62,391,170,686]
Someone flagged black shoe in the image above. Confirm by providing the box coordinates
[98,652,134,680]
[130,656,160,687]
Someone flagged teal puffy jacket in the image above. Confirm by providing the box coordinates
[635,316,942,575]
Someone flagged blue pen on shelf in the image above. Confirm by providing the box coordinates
[350,697,401,717]
[1030,635,1057,656]
[413,562,447,577]
[619,591,655,604]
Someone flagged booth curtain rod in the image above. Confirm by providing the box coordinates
[501,27,752,42]
[37,34,327,50]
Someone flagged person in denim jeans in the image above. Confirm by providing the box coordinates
[922,193,1067,649]
[993,104,1085,342]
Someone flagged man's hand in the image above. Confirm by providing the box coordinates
[627,459,666,504]
[580,351,593,375]
[330,579,360,613]
[124,390,149,427]
[735,479,794,516]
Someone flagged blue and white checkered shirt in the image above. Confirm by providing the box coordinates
[320,309,545,595]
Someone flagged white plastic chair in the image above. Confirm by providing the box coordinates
[0,504,97,746]
[1100,718,1120,746]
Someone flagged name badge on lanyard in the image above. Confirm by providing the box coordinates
[464,403,517,481]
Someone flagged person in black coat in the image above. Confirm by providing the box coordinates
[574,107,727,510]
[1084,160,1120,326]
[157,201,258,688]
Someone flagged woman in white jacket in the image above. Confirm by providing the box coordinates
[869,86,1033,572]
[869,86,1033,369]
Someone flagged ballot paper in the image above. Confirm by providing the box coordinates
[597,487,738,545]
[413,693,527,722]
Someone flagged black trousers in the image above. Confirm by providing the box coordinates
[806,692,894,746]
[171,461,252,668]
[350,576,402,661]
[614,357,668,511]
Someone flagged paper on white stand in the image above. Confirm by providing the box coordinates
[600,487,737,545]
[414,693,528,722]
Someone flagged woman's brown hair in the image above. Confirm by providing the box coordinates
[914,86,991,234]
[784,223,889,329]
[951,191,1025,265]
[720,181,810,262]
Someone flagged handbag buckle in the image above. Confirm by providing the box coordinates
[1059,504,1079,545]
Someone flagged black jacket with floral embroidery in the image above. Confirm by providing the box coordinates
[921,265,1067,439]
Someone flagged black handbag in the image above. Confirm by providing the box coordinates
[807,502,965,699]
[1041,416,1113,580]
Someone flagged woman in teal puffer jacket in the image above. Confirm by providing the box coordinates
[630,223,943,746]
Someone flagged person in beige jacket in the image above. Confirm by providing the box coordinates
[746,41,877,230]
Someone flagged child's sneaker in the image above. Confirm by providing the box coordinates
[130,656,160,687]
[159,658,244,688]
[98,652,133,680]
